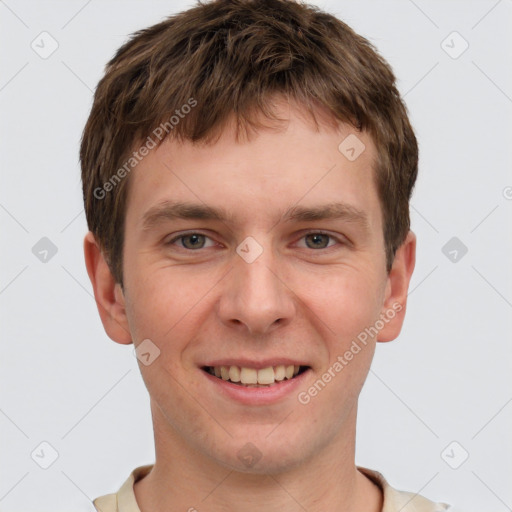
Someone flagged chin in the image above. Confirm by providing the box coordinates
[211,432,315,475]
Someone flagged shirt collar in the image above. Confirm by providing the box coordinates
[97,464,449,512]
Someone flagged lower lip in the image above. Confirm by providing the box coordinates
[201,369,311,405]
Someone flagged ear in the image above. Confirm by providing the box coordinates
[83,231,132,345]
[377,230,416,343]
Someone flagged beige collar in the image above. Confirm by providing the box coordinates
[93,464,450,512]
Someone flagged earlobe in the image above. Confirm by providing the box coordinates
[83,231,132,345]
[377,231,416,343]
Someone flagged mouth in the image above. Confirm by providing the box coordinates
[202,364,310,387]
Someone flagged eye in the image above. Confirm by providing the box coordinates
[297,232,342,250]
[165,231,345,252]
[167,233,216,250]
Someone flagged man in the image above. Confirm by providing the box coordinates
[81,0,450,510]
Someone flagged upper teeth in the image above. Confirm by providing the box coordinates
[210,365,301,385]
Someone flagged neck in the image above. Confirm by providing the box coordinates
[134,404,382,512]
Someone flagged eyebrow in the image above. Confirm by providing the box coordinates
[141,200,370,232]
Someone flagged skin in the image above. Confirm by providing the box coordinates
[84,98,416,512]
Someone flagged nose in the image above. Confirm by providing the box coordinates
[217,245,296,336]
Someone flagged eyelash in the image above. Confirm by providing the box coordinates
[165,231,347,251]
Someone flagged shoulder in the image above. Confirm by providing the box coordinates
[92,464,153,512]
[358,466,452,512]
[93,493,117,512]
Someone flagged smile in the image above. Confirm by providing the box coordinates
[203,365,309,387]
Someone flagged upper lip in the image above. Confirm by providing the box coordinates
[201,359,310,370]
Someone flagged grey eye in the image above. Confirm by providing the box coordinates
[304,233,331,249]
[180,234,206,249]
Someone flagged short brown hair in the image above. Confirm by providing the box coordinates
[80,0,418,286]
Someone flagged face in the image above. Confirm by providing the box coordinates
[87,99,415,475]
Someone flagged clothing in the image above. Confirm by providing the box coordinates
[93,464,451,512]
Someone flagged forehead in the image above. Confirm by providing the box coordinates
[124,103,381,234]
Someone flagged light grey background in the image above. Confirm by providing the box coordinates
[1,1,511,511]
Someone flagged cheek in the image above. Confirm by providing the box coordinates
[295,270,382,424]
[296,263,384,342]
[123,260,217,345]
